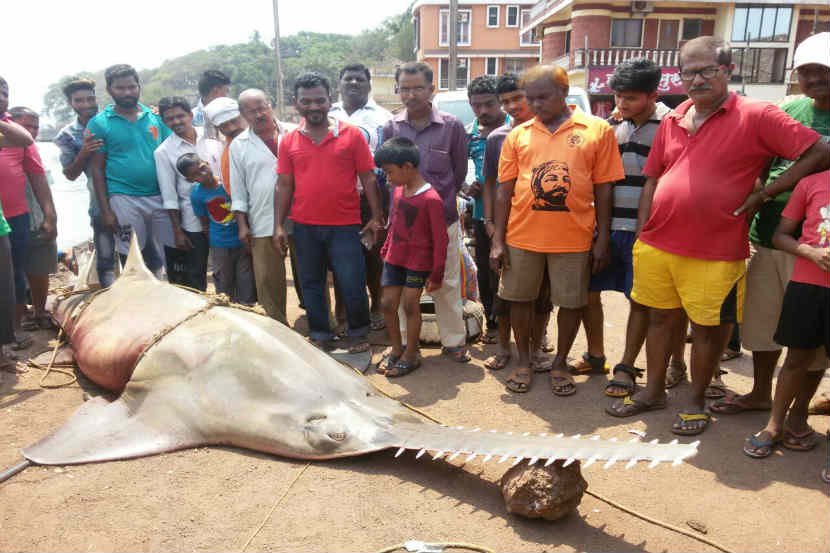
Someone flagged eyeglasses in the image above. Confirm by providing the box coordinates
[679,66,722,81]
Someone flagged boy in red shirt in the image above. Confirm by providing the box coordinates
[375,137,449,376]
[744,169,829,461]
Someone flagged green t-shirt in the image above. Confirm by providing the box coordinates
[0,201,10,237]
[749,97,830,248]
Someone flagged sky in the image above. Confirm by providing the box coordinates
[2,0,415,115]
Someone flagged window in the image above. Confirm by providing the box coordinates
[485,57,498,76]
[506,5,519,27]
[503,58,525,75]
[520,9,539,46]
[439,9,472,46]
[732,48,788,83]
[414,14,420,51]
[439,58,470,90]
[731,5,792,42]
[611,19,643,47]
[682,18,702,40]
[565,30,571,53]
[487,5,499,27]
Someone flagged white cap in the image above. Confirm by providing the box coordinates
[793,32,830,70]
[204,97,240,127]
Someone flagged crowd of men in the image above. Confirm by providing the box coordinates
[0,33,828,480]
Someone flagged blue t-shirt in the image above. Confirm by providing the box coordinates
[190,183,242,248]
[85,104,171,197]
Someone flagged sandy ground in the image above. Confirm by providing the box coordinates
[0,264,828,553]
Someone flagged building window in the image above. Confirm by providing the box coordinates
[439,58,470,90]
[611,19,643,47]
[506,5,519,27]
[487,5,499,27]
[731,5,792,42]
[503,58,525,75]
[682,18,702,40]
[732,48,788,83]
[520,9,539,46]
[565,30,571,53]
[485,57,499,76]
[439,9,472,47]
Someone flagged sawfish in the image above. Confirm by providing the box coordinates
[18,235,698,471]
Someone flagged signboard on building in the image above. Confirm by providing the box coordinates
[587,67,685,95]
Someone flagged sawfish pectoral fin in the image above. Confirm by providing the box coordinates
[22,391,207,466]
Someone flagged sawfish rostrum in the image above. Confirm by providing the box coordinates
[22,235,698,468]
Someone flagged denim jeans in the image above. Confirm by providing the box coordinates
[91,216,116,287]
[292,223,369,342]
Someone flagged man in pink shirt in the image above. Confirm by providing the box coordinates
[609,37,830,436]
[0,76,57,349]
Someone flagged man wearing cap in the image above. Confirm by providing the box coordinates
[610,36,830,436]
[205,97,247,195]
[711,32,830,429]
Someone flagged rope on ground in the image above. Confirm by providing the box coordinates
[239,463,311,552]
[376,542,494,553]
[20,329,77,388]
[584,490,734,553]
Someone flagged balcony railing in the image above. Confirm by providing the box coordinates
[573,48,680,68]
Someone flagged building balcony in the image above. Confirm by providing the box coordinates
[573,48,680,69]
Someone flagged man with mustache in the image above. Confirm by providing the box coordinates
[154,96,223,291]
[230,89,295,324]
[55,77,117,287]
[87,64,173,273]
[273,72,382,353]
[614,36,830,436]
[713,32,830,448]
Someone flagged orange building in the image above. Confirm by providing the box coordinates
[413,0,542,89]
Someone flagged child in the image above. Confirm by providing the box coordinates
[374,137,449,377]
[744,169,829,466]
[178,153,256,306]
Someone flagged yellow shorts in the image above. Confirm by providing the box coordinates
[631,240,746,327]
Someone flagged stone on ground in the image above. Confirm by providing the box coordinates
[500,460,588,521]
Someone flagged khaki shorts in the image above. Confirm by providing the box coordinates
[499,245,590,308]
[742,244,794,351]
[631,240,746,326]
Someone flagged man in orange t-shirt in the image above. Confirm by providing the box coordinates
[491,65,624,396]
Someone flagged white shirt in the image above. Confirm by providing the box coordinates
[229,121,296,238]
[154,129,224,233]
[329,98,393,192]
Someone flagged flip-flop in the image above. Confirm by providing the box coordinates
[347,340,371,354]
[781,427,818,451]
[506,370,532,393]
[604,364,642,398]
[710,394,770,415]
[479,331,499,345]
[441,346,471,363]
[720,348,742,362]
[665,360,687,389]
[568,352,608,375]
[386,358,421,378]
[743,431,781,459]
[484,352,511,371]
[671,410,711,436]
[550,373,576,396]
[377,352,401,375]
[605,393,666,417]
[704,370,729,399]
[531,353,554,373]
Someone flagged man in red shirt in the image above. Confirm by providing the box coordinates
[612,36,830,435]
[273,72,383,352]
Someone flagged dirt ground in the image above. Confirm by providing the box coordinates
[0,265,828,553]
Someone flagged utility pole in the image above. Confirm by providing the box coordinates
[272,0,284,118]
[448,0,458,91]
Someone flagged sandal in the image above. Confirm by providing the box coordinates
[506,369,532,393]
[743,431,781,459]
[781,427,818,451]
[704,370,729,399]
[441,346,471,363]
[720,348,742,362]
[479,330,499,344]
[665,360,687,389]
[605,392,666,418]
[386,358,421,378]
[531,352,554,373]
[347,340,371,354]
[550,372,577,396]
[484,352,511,371]
[568,352,608,375]
[377,352,401,375]
[604,364,643,398]
[710,394,770,415]
[672,409,711,436]
[11,333,32,351]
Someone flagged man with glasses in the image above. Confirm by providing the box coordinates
[382,62,470,363]
[616,36,830,436]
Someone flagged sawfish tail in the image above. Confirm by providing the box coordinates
[385,423,698,469]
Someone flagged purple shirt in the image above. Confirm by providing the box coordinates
[382,106,468,225]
